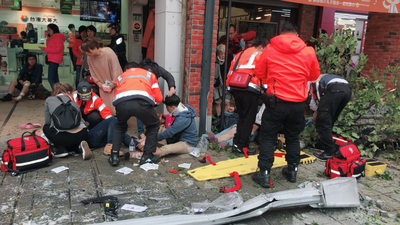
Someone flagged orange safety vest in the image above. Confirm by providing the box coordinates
[112,68,163,106]
[71,91,112,120]
[226,47,263,93]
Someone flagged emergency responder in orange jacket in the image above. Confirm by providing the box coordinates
[109,62,163,167]
[72,84,112,130]
[73,81,140,156]
[252,22,320,188]
[226,37,268,156]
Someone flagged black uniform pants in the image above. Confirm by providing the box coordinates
[258,99,305,171]
[231,91,259,149]
[112,99,160,156]
[315,83,352,155]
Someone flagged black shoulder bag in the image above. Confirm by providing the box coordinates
[166,118,193,144]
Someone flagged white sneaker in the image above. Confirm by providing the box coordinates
[80,141,92,160]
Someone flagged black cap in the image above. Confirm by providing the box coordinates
[77,81,92,101]
[107,23,120,33]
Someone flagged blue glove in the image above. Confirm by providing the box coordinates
[239,39,245,50]
[306,118,314,127]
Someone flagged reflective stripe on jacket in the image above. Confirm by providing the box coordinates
[112,68,163,106]
[71,91,112,120]
[226,47,263,93]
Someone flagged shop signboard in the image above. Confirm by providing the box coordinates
[0,26,17,34]
[60,0,74,14]
[281,0,399,14]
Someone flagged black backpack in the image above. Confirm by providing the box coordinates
[51,96,82,130]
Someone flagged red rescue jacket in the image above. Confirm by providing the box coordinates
[112,68,163,106]
[226,47,263,93]
[254,33,320,102]
[71,91,112,120]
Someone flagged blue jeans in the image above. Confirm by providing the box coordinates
[88,117,137,148]
[202,124,236,146]
[75,65,82,89]
[137,118,145,135]
[48,62,59,89]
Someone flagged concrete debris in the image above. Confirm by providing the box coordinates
[376,199,386,210]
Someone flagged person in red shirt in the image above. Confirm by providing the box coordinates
[252,22,320,188]
[227,25,256,55]
[72,26,87,89]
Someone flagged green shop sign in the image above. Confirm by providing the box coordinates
[0,26,17,34]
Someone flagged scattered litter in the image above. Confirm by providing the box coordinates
[154,173,158,178]
[121,204,148,212]
[169,169,178,174]
[191,200,211,213]
[140,163,159,171]
[191,192,243,213]
[51,166,69,174]
[179,174,186,178]
[148,197,171,201]
[297,181,313,189]
[178,163,191,169]
[116,167,134,175]
[164,159,169,163]
[133,163,140,167]
[195,136,209,153]
[188,147,201,158]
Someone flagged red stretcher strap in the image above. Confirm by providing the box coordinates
[243,147,249,158]
[200,156,216,165]
[220,171,241,193]
[274,152,286,157]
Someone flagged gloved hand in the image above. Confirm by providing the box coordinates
[239,39,245,50]
[306,118,314,127]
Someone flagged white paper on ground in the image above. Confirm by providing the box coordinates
[189,150,200,158]
[116,167,134,175]
[51,166,69,173]
[121,204,148,212]
[178,163,191,169]
[140,163,159,171]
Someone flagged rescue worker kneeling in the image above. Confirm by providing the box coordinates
[109,62,163,166]
[226,37,268,156]
[72,81,138,156]
[308,74,352,160]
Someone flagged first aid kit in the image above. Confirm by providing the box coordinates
[1,131,52,175]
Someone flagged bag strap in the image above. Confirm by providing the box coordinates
[233,50,245,71]
[21,131,40,151]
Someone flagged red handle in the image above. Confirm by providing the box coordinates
[199,156,216,165]
[243,147,248,158]
[220,171,241,193]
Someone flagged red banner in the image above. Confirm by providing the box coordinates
[281,0,399,14]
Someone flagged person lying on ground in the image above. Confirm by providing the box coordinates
[1,54,43,102]
[206,105,264,149]
[71,81,139,156]
[42,82,91,159]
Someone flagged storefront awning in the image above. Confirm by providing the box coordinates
[280,0,398,14]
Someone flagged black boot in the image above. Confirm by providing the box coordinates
[252,169,273,188]
[108,151,120,166]
[232,145,257,156]
[1,93,12,102]
[282,163,298,183]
